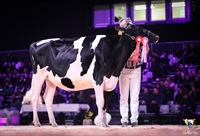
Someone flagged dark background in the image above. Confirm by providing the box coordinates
[1,0,200,51]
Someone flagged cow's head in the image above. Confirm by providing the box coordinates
[115,23,159,43]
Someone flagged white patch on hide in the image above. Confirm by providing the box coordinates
[103,76,118,91]
[91,35,106,49]
[36,38,60,46]
[65,37,85,77]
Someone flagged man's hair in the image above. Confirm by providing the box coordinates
[119,17,133,24]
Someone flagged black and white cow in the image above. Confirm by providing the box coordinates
[22,24,159,127]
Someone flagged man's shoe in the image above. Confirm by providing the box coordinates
[131,122,138,127]
[121,122,128,127]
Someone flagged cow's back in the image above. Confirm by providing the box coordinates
[29,34,134,91]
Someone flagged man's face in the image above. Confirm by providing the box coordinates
[119,20,128,28]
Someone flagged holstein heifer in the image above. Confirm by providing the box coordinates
[22,24,159,127]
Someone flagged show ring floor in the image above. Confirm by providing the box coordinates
[0,125,199,136]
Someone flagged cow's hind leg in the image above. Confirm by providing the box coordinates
[43,79,57,127]
[31,73,46,127]
[94,86,108,127]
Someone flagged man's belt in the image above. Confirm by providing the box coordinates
[124,64,141,69]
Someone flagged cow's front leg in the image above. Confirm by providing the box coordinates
[97,109,108,127]
[43,80,57,127]
[94,86,109,127]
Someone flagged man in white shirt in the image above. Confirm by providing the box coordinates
[118,17,149,127]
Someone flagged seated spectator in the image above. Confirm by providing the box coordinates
[174,86,183,105]
[162,80,175,104]
[68,92,80,104]
[17,93,24,103]
[197,68,200,77]
[0,73,4,88]
[155,79,166,94]
[53,89,66,104]
[0,79,14,107]
[190,69,197,82]
[0,93,21,125]
[178,63,187,74]
[186,44,199,65]
[14,82,27,96]
[194,76,200,89]
[174,68,182,84]
[140,87,152,106]
[164,77,175,88]
[159,52,169,75]
[178,92,194,124]
[148,87,165,115]
[182,75,192,89]
[189,86,200,111]
[150,56,163,80]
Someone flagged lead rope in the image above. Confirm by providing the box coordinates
[122,32,135,40]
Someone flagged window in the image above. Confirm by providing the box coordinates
[93,0,190,28]
[112,3,127,24]
[172,0,185,18]
[132,1,147,24]
[171,0,190,23]
[151,0,166,21]
[94,5,110,28]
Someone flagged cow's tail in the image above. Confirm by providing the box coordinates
[22,88,43,105]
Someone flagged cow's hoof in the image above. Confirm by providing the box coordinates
[51,123,58,127]
[98,123,109,127]
[34,124,41,127]
[33,122,41,127]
